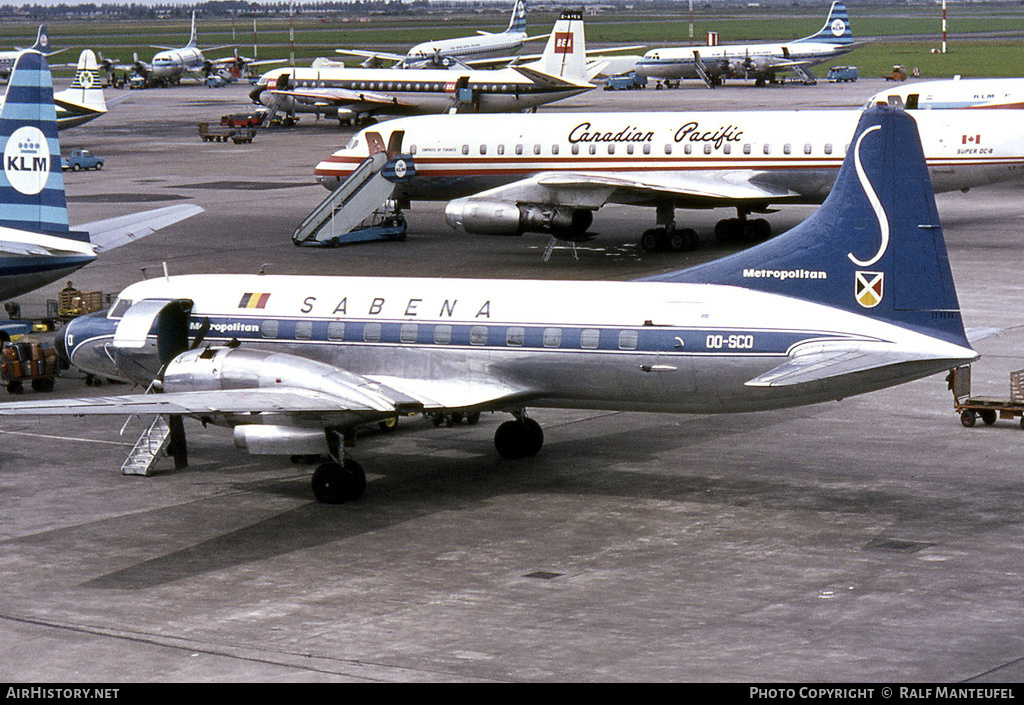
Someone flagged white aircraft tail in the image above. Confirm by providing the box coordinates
[528,9,587,82]
[796,1,853,45]
[59,50,107,114]
[186,10,198,48]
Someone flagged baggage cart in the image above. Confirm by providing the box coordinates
[950,364,1024,429]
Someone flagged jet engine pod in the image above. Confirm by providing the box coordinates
[445,198,594,241]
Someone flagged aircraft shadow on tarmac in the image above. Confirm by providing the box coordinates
[56,408,1024,591]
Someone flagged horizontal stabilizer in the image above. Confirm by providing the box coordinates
[78,204,204,253]
[745,343,939,388]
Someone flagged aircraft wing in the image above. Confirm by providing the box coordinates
[268,87,415,109]
[0,373,535,423]
[76,204,204,253]
[455,170,802,210]
[334,49,406,64]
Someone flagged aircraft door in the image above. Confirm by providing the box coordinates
[109,298,194,385]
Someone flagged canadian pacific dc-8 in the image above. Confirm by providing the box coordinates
[0,84,979,504]
[312,105,1024,251]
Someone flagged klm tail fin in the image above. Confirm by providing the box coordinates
[29,25,50,54]
[796,1,853,45]
[650,105,969,348]
[507,0,527,34]
[534,10,587,80]
[0,51,81,241]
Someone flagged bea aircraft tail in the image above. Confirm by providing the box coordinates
[649,103,971,350]
[527,10,587,82]
[795,1,854,45]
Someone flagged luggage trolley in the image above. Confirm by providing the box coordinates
[950,364,1024,429]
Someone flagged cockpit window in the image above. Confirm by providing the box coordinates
[108,298,133,319]
[345,136,361,151]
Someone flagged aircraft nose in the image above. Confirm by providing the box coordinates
[61,311,115,373]
[248,85,264,103]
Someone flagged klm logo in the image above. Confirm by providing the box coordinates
[3,126,50,196]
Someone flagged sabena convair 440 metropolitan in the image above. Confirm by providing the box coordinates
[313,106,1024,252]
[0,105,979,505]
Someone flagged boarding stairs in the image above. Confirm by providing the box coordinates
[121,415,173,476]
[292,151,400,246]
[692,51,714,89]
[790,64,817,85]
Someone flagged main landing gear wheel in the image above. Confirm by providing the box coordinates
[714,217,772,245]
[639,227,699,253]
[311,459,366,504]
[494,417,544,459]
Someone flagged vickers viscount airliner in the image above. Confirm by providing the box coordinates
[0,102,979,506]
[250,11,594,125]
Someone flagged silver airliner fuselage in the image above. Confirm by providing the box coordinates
[64,274,974,419]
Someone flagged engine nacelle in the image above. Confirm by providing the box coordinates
[444,198,594,242]
[233,425,328,455]
[162,347,400,414]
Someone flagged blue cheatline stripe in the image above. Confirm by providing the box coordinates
[0,254,94,276]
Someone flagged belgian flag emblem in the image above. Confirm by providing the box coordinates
[238,293,270,309]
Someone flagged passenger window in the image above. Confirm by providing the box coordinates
[479,144,487,155]
[327,321,345,340]
[400,323,418,343]
[804,143,812,155]
[824,143,833,155]
[664,144,672,155]
[580,329,600,349]
[497,144,505,155]
[261,320,279,339]
[552,144,559,155]
[618,330,638,350]
[743,144,751,155]
[589,144,597,155]
[643,144,651,155]
[462,145,469,155]
[627,144,634,155]
[534,144,541,155]
[434,324,452,345]
[506,327,525,346]
[607,144,615,155]
[783,144,792,155]
[515,144,523,155]
[470,326,488,345]
[363,323,381,342]
[295,321,313,340]
[542,328,562,347]
[571,144,580,155]
[684,143,692,155]
[409,145,417,155]
[763,144,771,155]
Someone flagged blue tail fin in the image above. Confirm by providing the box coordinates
[507,0,527,34]
[29,25,50,54]
[647,105,970,348]
[0,51,80,241]
[796,1,853,44]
